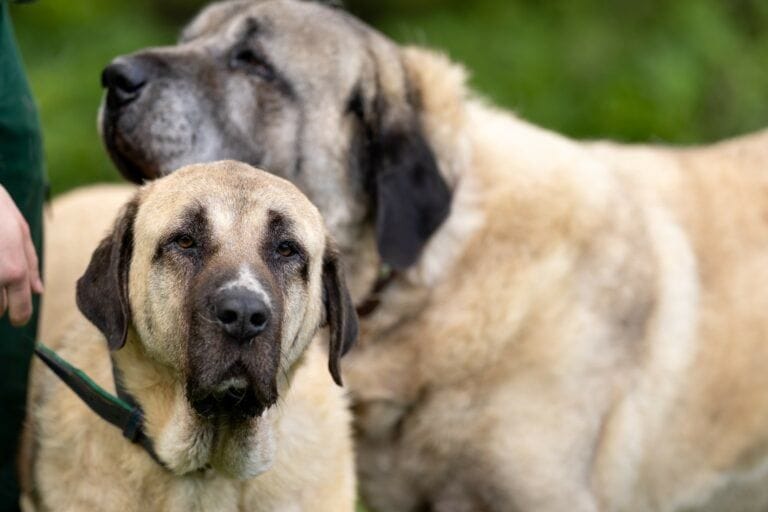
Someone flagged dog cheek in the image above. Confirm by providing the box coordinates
[140,272,190,369]
[279,284,314,364]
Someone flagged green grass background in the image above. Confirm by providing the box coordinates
[10,0,768,197]
[8,1,768,509]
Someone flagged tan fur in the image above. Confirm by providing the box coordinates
[58,2,768,509]
[23,162,355,511]
[343,47,768,511]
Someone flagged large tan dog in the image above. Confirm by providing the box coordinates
[24,161,358,511]
[68,0,768,510]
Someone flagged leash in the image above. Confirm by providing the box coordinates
[34,343,166,468]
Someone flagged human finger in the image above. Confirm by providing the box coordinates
[22,227,43,294]
[6,275,32,326]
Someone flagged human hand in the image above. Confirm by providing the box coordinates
[0,184,44,326]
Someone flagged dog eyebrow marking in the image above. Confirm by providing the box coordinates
[153,202,211,262]
[218,265,272,308]
[267,209,293,233]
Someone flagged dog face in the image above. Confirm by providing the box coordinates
[75,161,357,475]
[100,0,452,272]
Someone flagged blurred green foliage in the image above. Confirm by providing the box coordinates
[10,2,176,193]
[350,0,768,142]
[9,0,768,197]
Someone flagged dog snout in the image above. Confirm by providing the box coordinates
[101,56,149,109]
[214,288,270,342]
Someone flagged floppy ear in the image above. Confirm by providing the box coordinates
[322,246,359,386]
[370,120,452,270]
[76,199,138,351]
[352,55,453,270]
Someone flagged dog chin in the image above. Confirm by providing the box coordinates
[156,395,278,479]
[188,370,277,421]
[210,410,278,480]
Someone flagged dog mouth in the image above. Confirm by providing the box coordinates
[101,108,161,184]
[187,363,276,421]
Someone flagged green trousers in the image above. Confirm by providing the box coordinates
[0,1,45,510]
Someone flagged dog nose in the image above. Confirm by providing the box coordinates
[214,289,270,342]
[101,57,148,109]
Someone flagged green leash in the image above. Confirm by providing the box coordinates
[34,342,166,468]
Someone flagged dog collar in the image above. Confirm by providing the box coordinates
[355,265,398,318]
[34,343,166,469]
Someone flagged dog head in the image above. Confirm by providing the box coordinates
[99,0,452,276]
[76,160,357,476]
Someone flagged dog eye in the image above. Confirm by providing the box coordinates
[174,234,197,250]
[229,48,275,81]
[276,241,297,258]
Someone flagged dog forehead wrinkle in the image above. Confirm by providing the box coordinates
[218,264,272,307]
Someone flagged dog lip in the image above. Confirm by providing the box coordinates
[189,385,269,420]
[213,377,249,395]
[188,363,274,420]
[101,107,162,184]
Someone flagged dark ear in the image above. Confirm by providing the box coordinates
[352,54,452,271]
[76,199,138,351]
[371,120,452,270]
[322,246,359,386]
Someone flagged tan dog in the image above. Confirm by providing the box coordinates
[68,1,768,510]
[23,161,357,511]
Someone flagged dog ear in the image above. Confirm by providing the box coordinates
[351,62,452,270]
[76,199,138,351]
[370,119,452,270]
[322,245,359,386]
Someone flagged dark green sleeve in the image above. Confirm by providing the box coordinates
[0,2,46,510]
